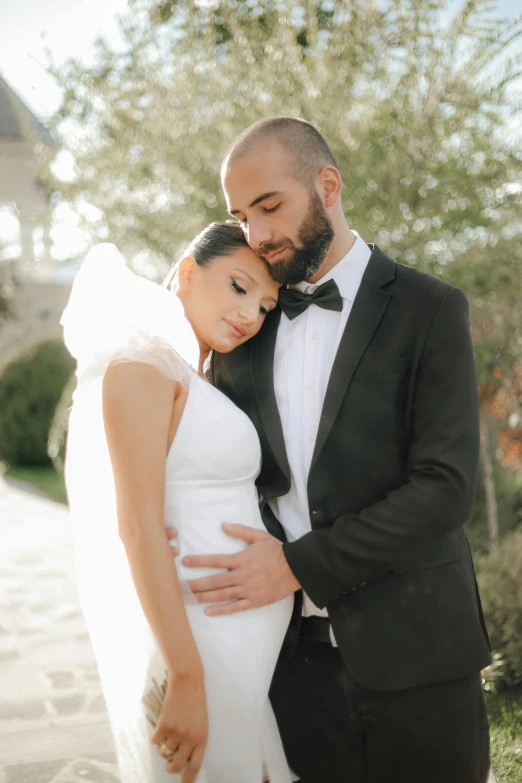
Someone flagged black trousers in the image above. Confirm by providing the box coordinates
[270,638,490,783]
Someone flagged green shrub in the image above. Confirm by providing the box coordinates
[0,341,75,467]
[477,529,522,690]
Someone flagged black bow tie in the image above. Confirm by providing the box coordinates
[278,279,343,321]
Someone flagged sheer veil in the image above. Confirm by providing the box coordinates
[61,243,200,781]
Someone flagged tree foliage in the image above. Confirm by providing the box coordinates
[47,0,522,276]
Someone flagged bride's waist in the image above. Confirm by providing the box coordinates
[165,483,264,535]
[165,481,258,507]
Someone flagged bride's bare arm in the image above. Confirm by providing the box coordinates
[103,361,207,781]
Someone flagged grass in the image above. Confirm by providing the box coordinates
[487,687,522,782]
[5,465,68,505]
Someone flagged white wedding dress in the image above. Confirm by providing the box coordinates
[62,244,294,783]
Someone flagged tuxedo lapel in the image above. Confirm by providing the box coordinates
[250,307,290,483]
[310,246,396,473]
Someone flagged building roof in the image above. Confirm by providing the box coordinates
[0,75,58,150]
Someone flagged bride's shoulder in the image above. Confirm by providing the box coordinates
[103,359,179,405]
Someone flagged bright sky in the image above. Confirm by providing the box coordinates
[0,0,129,119]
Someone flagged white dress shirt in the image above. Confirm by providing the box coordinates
[269,232,372,617]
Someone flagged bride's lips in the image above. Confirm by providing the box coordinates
[224,319,247,339]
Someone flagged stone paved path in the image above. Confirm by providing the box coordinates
[0,477,120,783]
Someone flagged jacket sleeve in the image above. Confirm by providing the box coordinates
[282,286,480,609]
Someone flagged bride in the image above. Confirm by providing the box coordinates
[61,222,294,782]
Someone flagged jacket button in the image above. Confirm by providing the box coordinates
[312,510,318,516]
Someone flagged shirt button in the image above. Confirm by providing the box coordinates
[310,333,319,341]
[306,382,313,390]
[309,436,314,443]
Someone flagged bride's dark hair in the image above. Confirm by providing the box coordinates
[163,221,248,290]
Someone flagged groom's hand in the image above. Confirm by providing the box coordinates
[182,524,301,615]
[165,526,180,557]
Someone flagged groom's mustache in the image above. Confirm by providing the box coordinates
[257,241,293,258]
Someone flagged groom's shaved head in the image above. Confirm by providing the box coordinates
[221,117,339,187]
[222,117,338,286]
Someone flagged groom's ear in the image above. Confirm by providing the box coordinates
[177,256,197,291]
[318,165,342,208]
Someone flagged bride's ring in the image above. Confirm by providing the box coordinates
[159,740,176,759]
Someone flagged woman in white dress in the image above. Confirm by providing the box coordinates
[61,223,294,783]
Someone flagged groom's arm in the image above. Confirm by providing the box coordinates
[283,286,480,609]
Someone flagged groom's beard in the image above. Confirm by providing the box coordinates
[259,191,335,286]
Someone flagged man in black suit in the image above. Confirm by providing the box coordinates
[183,117,491,782]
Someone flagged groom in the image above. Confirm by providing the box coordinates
[181,117,492,782]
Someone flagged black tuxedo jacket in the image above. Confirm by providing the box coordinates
[208,246,491,691]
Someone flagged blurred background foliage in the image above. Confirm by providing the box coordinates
[1,2,522,760]
[0,264,17,324]
[478,528,522,690]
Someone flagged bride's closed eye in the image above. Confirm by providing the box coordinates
[231,279,246,295]
[231,278,269,317]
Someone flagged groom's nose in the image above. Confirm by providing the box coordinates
[245,217,272,252]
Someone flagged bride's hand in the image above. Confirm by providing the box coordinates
[151,665,208,781]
